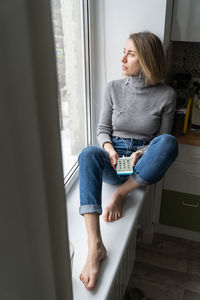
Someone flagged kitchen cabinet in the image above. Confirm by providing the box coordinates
[171,0,200,42]
[160,190,200,231]
[159,143,200,232]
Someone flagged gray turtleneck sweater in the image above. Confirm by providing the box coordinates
[97,75,176,147]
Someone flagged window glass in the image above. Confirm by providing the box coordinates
[51,0,86,179]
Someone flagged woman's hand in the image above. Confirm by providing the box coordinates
[103,142,119,170]
[108,150,119,170]
[130,150,143,167]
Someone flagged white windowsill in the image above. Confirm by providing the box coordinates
[66,180,147,300]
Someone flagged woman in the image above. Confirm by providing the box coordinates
[78,31,178,290]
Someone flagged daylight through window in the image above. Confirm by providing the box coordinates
[51,0,87,180]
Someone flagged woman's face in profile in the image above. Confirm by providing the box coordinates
[121,39,141,77]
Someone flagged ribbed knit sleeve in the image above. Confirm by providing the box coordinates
[97,83,113,147]
[158,88,176,135]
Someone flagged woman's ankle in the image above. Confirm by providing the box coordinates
[87,237,103,248]
[115,185,129,199]
[118,176,140,195]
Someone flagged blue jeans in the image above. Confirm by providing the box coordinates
[78,134,178,215]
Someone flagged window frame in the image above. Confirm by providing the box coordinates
[63,0,94,190]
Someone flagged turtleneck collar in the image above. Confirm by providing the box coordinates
[125,75,148,89]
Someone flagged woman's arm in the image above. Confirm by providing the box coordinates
[103,142,119,170]
[97,83,113,147]
[97,83,119,169]
[130,150,143,167]
[158,89,176,135]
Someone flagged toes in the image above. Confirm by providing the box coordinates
[81,275,89,287]
[112,212,116,221]
[84,277,90,287]
[108,212,113,222]
[103,209,109,222]
[103,215,109,222]
[80,273,97,290]
[79,272,89,287]
[104,208,121,222]
[109,211,120,222]
[114,213,117,221]
[87,274,97,290]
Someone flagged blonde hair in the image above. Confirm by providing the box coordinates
[129,31,165,85]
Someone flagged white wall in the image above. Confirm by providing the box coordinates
[104,0,167,81]
[92,0,173,144]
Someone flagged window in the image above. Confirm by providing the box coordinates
[51,0,91,183]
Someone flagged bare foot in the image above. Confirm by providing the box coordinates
[79,241,107,290]
[103,189,126,222]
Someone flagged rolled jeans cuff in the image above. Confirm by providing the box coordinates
[132,171,150,186]
[79,204,102,216]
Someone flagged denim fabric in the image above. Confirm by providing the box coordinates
[78,134,178,215]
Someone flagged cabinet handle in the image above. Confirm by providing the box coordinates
[182,201,199,208]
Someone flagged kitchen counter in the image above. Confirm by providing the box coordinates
[176,130,200,146]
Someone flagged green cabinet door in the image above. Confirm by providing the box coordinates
[160,190,200,232]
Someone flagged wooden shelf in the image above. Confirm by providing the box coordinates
[176,131,200,146]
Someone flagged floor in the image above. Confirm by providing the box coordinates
[125,233,200,300]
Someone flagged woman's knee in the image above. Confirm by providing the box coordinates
[78,145,105,165]
[152,133,175,144]
[135,134,178,184]
[152,134,178,155]
[162,134,178,155]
